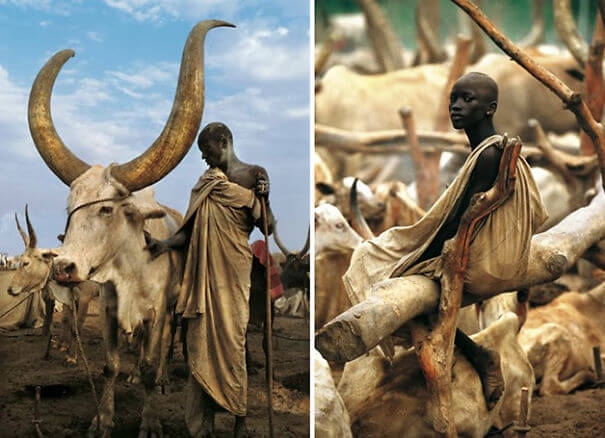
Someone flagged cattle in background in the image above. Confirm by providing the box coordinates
[519,282,605,395]
[315,204,362,330]
[5,206,100,361]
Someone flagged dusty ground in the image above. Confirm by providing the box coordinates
[0,301,309,437]
[484,385,605,437]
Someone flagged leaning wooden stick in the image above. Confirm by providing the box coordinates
[450,0,605,189]
[415,135,521,435]
[260,197,274,438]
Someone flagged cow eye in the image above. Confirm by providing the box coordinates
[335,223,345,230]
[22,261,29,267]
[99,206,113,215]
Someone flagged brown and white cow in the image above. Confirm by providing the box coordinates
[519,282,605,395]
[26,20,232,437]
[7,206,98,362]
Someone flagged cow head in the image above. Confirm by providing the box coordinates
[26,20,233,282]
[53,166,166,283]
[273,225,310,291]
[315,204,362,254]
[7,206,57,296]
[316,177,385,223]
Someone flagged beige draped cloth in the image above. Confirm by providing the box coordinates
[177,168,260,416]
[343,135,549,307]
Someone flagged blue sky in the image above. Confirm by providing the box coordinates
[0,0,310,255]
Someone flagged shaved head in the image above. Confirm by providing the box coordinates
[455,72,498,104]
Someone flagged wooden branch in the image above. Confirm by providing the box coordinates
[529,119,576,186]
[434,35,473,133]
[316,123,467,146]
[580,12,604,157]
[316,124,566,163]
[399,107,432,210]
[315,185,605,363]
[451,0,605,189]
[416,136,520,434]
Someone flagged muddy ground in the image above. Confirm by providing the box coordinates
[0,301,309,437]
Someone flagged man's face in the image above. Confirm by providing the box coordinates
[200,137,227,168]
[449,77,495,130]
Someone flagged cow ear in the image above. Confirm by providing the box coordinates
[41,250,58,260]
[316,182,335,195]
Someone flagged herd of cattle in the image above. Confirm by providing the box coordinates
[315,2,604,437]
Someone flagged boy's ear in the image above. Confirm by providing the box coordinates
[488,101,497,115]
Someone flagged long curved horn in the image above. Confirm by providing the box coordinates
[273,223,292,256]
[25,204,37,249]
[350,178,375,240]
[298,227,310,256]
[28,49,91,186]
[519,0,545,49]
[111,20,235,192]
[554,0,588,67]
[14,214,28,248]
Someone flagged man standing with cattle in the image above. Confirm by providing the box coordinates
[342,72,549,421]
[146,122,275,438]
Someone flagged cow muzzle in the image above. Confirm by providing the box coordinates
[53,258,84,284]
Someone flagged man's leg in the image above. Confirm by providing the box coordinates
[234,415,248,438]
[185,373,215,438]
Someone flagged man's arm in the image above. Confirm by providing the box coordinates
[254,168,275,235]
[145,220,192,259]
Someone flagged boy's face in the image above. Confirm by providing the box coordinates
[449,76,496,130]
[200,137,227,168]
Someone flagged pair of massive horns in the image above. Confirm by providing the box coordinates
[28,20,234,191]
[15,205,37,249]
[274,225,310,258]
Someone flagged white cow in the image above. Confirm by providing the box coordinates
[26,20,232,437]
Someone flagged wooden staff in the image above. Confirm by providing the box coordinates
[260,196,274,438]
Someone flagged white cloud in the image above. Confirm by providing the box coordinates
[107,62,177,90]
[103,0,241,22]
[39,20,50,27]
[209,23,308,82]
[87,31,103,42]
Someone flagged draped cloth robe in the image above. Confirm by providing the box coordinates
[177,168,260,416]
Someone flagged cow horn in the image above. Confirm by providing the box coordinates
[298,227,310,256]
[14,214,28,248]
[273,223,292,256]
[25,204,37,249]
[110,20,235,192]
[28,49,91,186]
[414,0,447,65]
[350,178,375,240]
[554,0,588,67]
[519,0,545,49]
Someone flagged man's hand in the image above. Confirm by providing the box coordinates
[255,174,269,199]
[145,236,170,260]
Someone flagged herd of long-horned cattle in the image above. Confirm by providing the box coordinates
[0,17,312,437]
[315,1,604,437]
